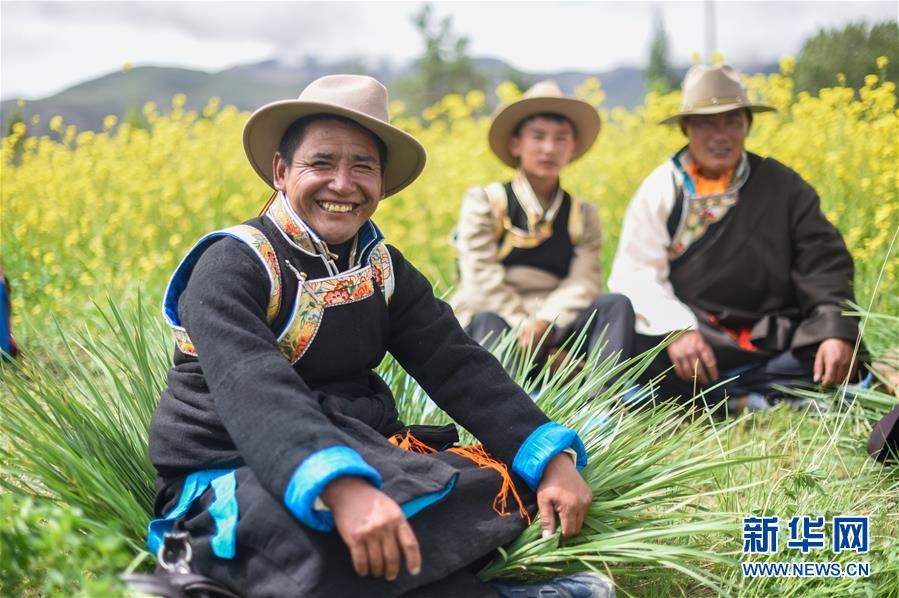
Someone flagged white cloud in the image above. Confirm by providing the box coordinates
[1,0,895,100]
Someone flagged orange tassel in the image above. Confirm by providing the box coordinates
[447,444,531,524]
[388,431,437,454]
[389,433,531,523]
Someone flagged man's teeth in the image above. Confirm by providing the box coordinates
[319,201,355,213]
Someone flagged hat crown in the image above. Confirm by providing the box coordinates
[680,64,747,111]
[522,80,565,100]
[297,74,389,123]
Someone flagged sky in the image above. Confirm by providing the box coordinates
[1,0,896,101]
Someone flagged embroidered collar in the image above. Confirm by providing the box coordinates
[666,147,751,260]
[266,192,384,269]
[672,146,750,199]
[511,170,564,226]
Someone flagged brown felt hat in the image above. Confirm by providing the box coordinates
[488,80,600,168]
[659,64,776,125]
[243,74,426,197]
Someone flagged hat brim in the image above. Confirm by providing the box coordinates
[488,97,601,168]
[658,102,777,125]
[243,100,426,197]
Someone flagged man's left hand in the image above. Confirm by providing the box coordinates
[814,338,855,387]
[535,453,592,540]
[517,320,554,360]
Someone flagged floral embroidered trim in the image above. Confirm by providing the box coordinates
[165,225,281,357]
[369,242,395,304]
[274,242,393,363]
[267,192,318,254]
[307,269,375,306]
[668,147,750,259]
[277,285,323,363]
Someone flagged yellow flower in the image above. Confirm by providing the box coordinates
[49,115,64,132]
[103,115,118,130]
[123,62,133,72]
[876,56,889,70]
[779,56,796,76]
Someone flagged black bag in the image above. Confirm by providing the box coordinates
[120,531,242,598]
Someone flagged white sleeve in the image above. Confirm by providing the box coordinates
[608,165,698,335]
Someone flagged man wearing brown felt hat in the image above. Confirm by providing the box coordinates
[140,74,615,598]
[452,80,635,376]
[609,64,862,413]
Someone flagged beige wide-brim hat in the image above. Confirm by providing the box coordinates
[659,64,776,125]
[488,80,601,168]
[243,74,426,197]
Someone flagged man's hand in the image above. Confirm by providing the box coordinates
[518,319,554,359]
[321,477,421,581]
[536,453,592,540]
[666,331,719,385]
[814,338,855,387]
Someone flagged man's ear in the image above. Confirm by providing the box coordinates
[508,135,521,159]
[272,152,287,192]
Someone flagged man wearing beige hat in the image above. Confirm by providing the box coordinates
[452,80,635,375]
[141,75,614,597]
[608,64,859,411]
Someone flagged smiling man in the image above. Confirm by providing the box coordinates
[142,75,613,598]
[452,81,634,375]
[609,64,860,412]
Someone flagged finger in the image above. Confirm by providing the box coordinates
[348,541,369,577]
[671,355,688,381]
[398,522,422,576]
[700,346,719,381]
[813,348,824,383]
[537,492,557,539]
[366,538,384,578]
[381,534,401,581]
[820,354,835,387]
[691,356,708,386]
[558,503,577,539]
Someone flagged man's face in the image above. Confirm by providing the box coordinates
[273,119,383,245]
[509,117,576,181]
[684,110,749,177]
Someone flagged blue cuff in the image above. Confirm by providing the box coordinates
[512,422,588,491]
[284,447,382,531]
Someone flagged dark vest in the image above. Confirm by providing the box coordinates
[499,182,575,279]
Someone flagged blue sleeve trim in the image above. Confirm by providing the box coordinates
[400,474,457,519]
[284,446,382,531]
[147,469,236,559]
[512,422,588,491]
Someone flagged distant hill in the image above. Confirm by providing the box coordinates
[0,57,778,137]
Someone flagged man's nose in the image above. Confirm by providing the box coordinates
[329,163,355,194]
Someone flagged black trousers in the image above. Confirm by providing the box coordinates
[633,333,818,409]
[465,294,636,371]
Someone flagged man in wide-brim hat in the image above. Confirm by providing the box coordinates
[452,80,635,374]
[143,74,615,597]
[609,64,861,412]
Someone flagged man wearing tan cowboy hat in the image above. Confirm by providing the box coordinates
[608,64,860,412]
[452,80,635,375]
[142,75,615,598]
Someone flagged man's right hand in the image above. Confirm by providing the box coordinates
[666,331,719,385]
[321,477,421,581]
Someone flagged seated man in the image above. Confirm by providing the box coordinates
[451,81,634,374]
[609,64,859,410]
[145,75,612,597]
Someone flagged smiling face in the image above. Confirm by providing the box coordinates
[508,116,577,183]
[273,118,384,244]
[683,109,750,178]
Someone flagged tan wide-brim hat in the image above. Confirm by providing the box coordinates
[659,64,776,125]
[243,74,426,197]
[488,80,601,168]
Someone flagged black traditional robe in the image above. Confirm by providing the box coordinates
[148,194,586,597]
